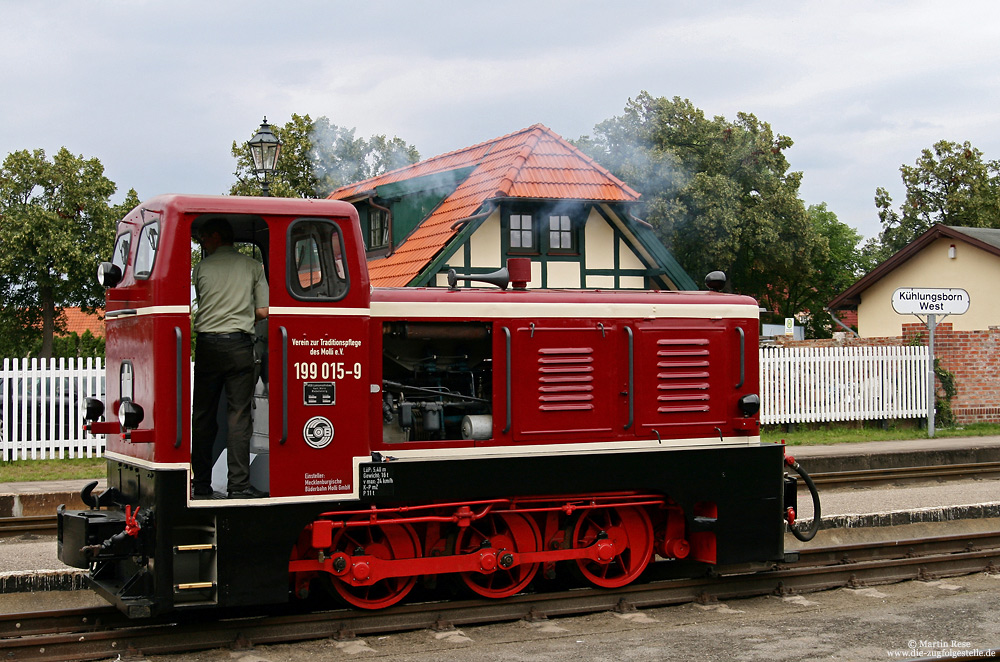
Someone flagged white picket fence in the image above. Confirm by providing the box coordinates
[1,357,106,461]
[760,345,929,425]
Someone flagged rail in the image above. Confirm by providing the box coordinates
[810,461,1000,488]
[3,531,999,661]
[0,515,57,538]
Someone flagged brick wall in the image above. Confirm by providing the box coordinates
[903,323,1000,424]
[770,323,1000,425]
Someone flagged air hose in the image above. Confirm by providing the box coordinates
[785,455,821,542]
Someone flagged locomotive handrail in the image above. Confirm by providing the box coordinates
[625,326,634,430]
[174,326,182,448]
[503,326,511,434]
[735,326,745,389]
[105,308,137,318]
[280,325,288,445]
[316,493,667,526]
[527,324,612,334]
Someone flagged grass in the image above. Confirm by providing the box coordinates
[762,422,1000,446]
[3,422,1000,482]
[1,457,106,483]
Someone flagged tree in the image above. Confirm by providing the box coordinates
[0,148,120,358]
[788,203,864,336]
[875,140,1000,255]
[575,93,858,333]
[229,114,420,198]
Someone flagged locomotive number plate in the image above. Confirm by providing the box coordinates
[303,381,336,405]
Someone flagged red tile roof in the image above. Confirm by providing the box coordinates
[60,307,104,338]
[328,124,640,287]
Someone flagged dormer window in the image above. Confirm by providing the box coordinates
[368,208,389,251]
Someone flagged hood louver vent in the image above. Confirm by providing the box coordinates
[654,338,711,414]
[537,347,595,412]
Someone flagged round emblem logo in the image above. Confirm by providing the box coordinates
[303,416,334,449]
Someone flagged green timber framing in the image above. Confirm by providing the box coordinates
[410,199,697,290]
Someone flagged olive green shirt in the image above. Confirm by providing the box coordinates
[193,246,269,334]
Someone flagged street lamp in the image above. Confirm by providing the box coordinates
[248,117,282,197]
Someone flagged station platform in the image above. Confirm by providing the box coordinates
[786,434,1000,473]
[0,478,106,518]
[2,436,1000,595]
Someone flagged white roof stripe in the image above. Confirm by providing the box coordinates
[272,302,758,320]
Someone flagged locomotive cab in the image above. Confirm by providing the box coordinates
[62,196,373,615]
[83,196,371,498]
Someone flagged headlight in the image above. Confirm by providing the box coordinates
[97,261,123,288]
[118,400,145,430]
[83,397,105,422]
[738,394,760,417]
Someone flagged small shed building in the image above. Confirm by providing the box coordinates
[829,225,1000,337]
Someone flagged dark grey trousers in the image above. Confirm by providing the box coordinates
[191,334,256,493]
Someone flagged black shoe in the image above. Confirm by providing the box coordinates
[192,485,214,498]
[228,486,269,499]
[193,491,225,500]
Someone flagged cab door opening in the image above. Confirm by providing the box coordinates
[189,213,271,496]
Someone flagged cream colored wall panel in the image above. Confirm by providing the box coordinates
[618,242,645,270]
[546,261,581,288]
[619,275,646,289]
[529,260,543,288]
[469,210,502,269]
[585,209,616,269]
[586,275,615,288]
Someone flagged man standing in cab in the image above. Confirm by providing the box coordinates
[191,217,269,499]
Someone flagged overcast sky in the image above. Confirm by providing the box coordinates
[3,0,1000,241]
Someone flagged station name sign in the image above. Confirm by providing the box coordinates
[891,287,970,315]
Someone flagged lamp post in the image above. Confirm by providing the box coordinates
[248,117,282,197]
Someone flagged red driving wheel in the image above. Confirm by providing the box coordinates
[455,512,541,598]
[328,521,420,609]
[572,505,653,588]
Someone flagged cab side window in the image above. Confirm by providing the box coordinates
[287,219,349,300]
[111,231,131,276]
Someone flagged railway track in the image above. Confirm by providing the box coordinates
[809,460,1000,489]
[3,530,1000,662]
[0,515,56,538]
[4,461,998,540]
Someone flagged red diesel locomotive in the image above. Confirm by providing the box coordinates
[58,194,816,617]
